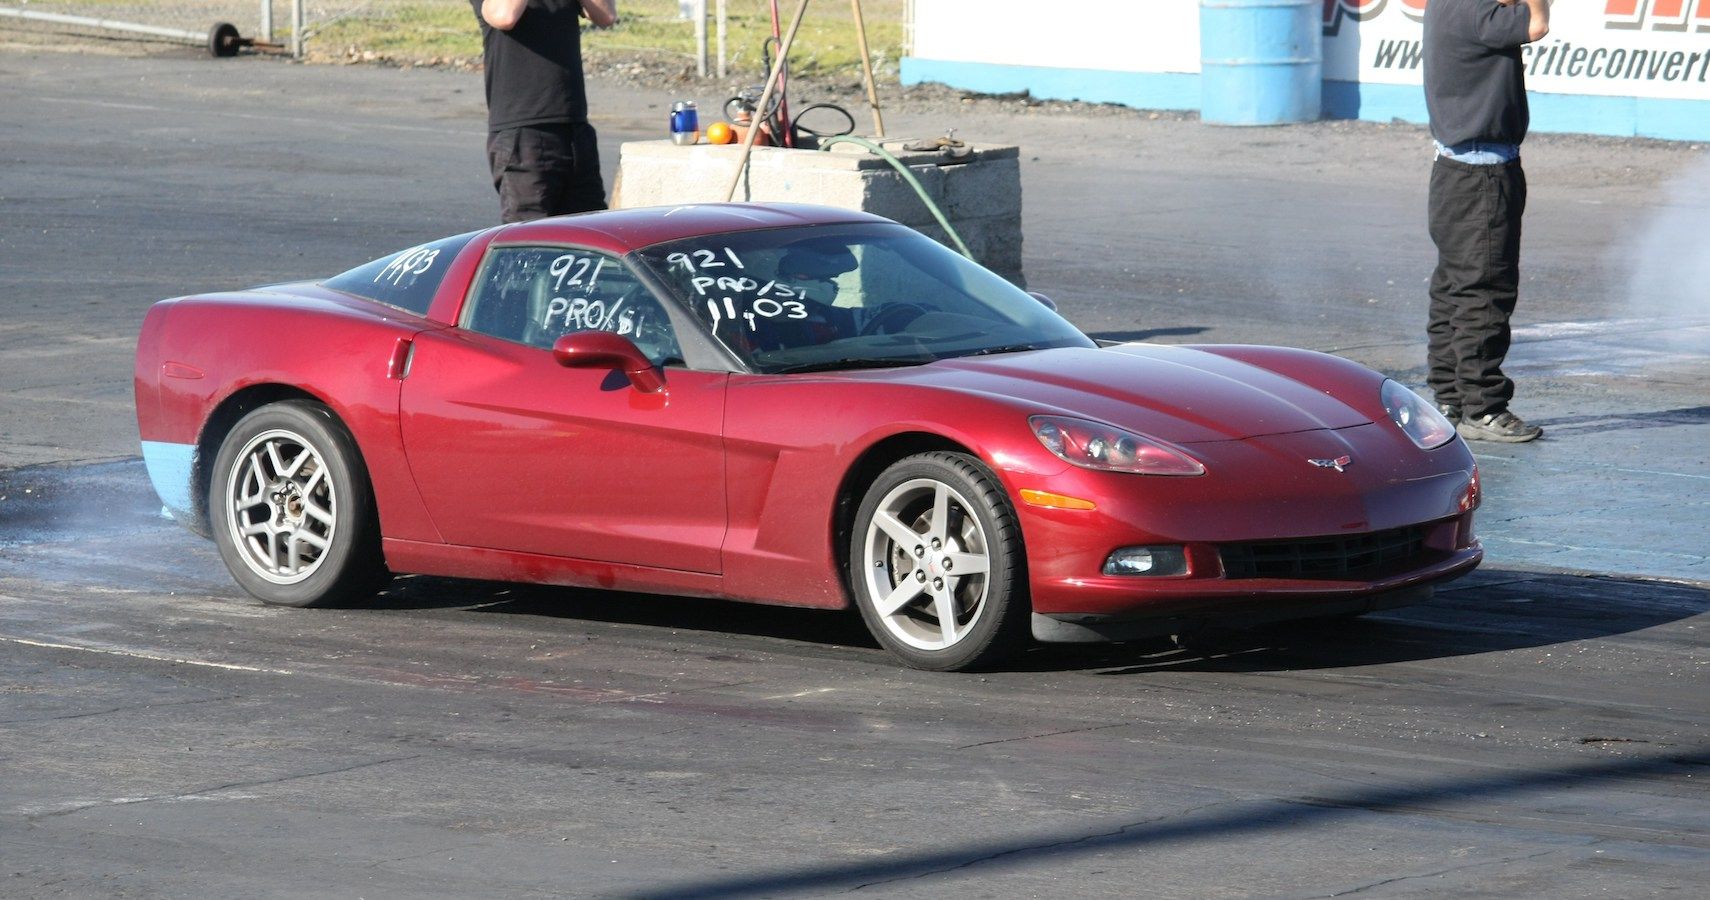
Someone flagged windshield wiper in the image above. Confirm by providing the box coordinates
[960,343,1046,357]
[769,356,930,375]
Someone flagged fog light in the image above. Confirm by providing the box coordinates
[1103,546,1187,576]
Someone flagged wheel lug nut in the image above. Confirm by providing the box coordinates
[916,570,927,582]
[931,538,942,550]
[914,545,925,557]
[932,578,944,590]
[942,558,953,571]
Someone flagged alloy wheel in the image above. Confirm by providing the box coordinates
[860,476,993,650]
[224,428,337,584]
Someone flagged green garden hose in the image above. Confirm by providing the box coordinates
[816,135,975,262]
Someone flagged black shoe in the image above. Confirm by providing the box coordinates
[1457,410,1542,443]
[1436,402,1462,425]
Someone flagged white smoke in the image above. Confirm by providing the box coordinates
[1611,150,1710,351]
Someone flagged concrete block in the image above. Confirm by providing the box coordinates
[617,139,1025,285]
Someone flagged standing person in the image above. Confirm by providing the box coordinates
[473,0,618,223]
[1422,0,1550,442]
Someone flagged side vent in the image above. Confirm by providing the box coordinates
[386,337,415,380]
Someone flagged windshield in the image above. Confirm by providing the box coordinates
[634,223,1092,373]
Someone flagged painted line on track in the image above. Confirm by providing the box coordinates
[0,634,295,675]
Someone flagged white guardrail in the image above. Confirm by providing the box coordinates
[0,1,302,57]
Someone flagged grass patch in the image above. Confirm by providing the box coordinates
[307,0,906,80]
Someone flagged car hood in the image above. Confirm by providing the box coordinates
[871,344,1374,444]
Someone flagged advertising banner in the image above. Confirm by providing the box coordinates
[1325,0,1710,100]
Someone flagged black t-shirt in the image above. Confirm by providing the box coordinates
[471,0,588,130]
[1423,0,1532,146]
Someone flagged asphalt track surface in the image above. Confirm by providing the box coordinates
[1,47,1708,897]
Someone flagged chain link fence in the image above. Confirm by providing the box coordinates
[0,0,905,78]
[1,1,286,52]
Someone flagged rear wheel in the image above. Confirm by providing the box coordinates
[849,452,1029,671]
[209,400,387,607]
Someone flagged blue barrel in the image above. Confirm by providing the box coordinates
[1200,0,1322,125]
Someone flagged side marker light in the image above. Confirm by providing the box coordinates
[1019,489,1097,511]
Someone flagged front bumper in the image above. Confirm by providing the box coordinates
[1008,424,1482,627]
[1028,552,1477,643]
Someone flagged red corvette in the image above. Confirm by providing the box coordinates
[134,204,1480,670]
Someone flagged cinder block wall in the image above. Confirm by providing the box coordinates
[616,141,1025,287]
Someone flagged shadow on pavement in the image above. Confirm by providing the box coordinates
[371,567,1708,675]
[631,747,1710,898]
[1015,569,1709,675]
[1539,404,1710,436]
[374,575,882,650]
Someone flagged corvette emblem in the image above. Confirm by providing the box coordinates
[1309,455,1353,473]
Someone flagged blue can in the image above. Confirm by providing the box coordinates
[670,100,699,145]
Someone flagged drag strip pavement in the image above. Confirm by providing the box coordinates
[1,460,1706,896]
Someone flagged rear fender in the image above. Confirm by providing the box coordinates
[136,296,444,545]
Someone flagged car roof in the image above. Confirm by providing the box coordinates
[490,203,891,255]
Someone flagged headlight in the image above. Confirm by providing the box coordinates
[1381,380,1456,450]
[1029,415,1205,476]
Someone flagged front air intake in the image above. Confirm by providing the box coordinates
[1219,525,1431,580]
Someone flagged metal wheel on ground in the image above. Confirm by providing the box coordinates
[850,451,1029,671]
[210,400,387,607]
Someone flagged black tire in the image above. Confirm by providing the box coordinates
[208,22,241,57]
[209,400,388,607]
[849,451,1030,671]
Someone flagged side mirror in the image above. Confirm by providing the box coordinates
[552,331,665,393]
[1027,291,1058,312]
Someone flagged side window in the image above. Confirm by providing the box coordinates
[463,247,684,365]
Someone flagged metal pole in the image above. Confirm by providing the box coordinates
[260,0,272,43]
[291,0,303,58]
[849,0,885,136]
[715,0,727,80]
[722,0,811,203]
[0,7,205,43]
[767,0,792,146]
[694,0,707,79]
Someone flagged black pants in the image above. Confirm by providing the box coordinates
[1426,155,1526,419]
[487,122,607,223]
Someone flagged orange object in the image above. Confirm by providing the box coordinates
[1018,489,1097,511]
[706,121,735,145]
[729,122,770,147]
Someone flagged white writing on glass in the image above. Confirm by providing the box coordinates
[375,246,438,286]
[666,247,746,274]
[543,295,639,335]
[705,296,808,332]
[667,246,831,332]
[687,275,808,301]
[548,253,606,294]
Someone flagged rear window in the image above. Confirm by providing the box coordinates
[322,231,481,315]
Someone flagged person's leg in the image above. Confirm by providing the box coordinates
[488,127,555,223]
[1454,160,1524,420]
[560,121,608,214]
[1426,157,1483,415]
[511,124,606,218]
[1440,158,1538,441]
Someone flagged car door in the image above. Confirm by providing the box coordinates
[398,244,727,574]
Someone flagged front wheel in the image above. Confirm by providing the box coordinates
[849,452,1030,671]
[209,400,387,607]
